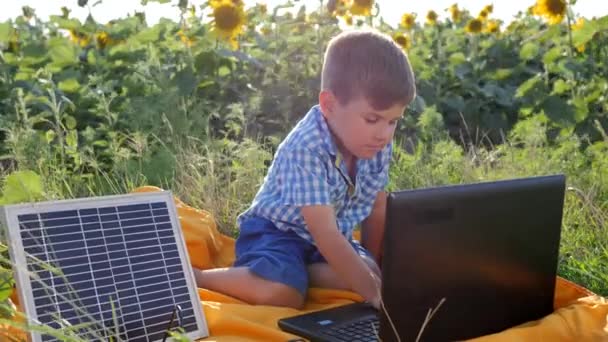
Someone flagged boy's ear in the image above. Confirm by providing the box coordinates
[319,90,336,118]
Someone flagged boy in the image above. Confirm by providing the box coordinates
[193,29,416,309]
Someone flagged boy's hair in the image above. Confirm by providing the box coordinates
[321,29,416,110]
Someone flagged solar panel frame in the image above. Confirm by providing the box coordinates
[1,191,209,342]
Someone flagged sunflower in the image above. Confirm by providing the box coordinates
[209,0,246,46]
[209,0,244,8]
[96,31,113,49]
[69,29,90,47]
[478,9,489,21]
[449,4,462,23]
[465,18,483,33]
[532,0,567,25]
[482,4,493,14]
[576,44,585,53]
[426,10,438,26]
[331,0,348,17]
[484,20,500,33]
[177,29,195,47]
[400,13,416,30]
[393,33,411,50]
[350,0,374,16]
[344,14,353,26]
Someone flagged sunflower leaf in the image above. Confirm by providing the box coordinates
[520,42,539,61]
[572,20,597,47]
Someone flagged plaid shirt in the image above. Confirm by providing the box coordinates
[238,105,392,243]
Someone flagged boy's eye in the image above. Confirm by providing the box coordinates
[365,117,379,124]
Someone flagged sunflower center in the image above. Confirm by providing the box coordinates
[546,0,566,15]
[469,19,482,32]
[354,0,372,8]
[214,5,241,31]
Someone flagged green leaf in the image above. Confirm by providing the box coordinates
[572,20,597,47]
[541,95,576,128]
[516,75,542,98]
[519,42,539,61]
[596,15,608,30]
[489,68,514,81]
[571,97,589,123]
[552,79,570,95]
[174,67,197,96]
[448,52,466,66]
[48,38,78,67]
[132,25,162,44]
[66,130,78,149]
[0,22,12,44]
[543,46,563,65]
[58,78,81,93]
[49,15,81,30]
[64,115,77,129]
[0,170,44,205]
[45,129,56,144]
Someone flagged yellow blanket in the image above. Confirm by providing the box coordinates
[3,186,607,341]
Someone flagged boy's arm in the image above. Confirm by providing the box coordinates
[361,191,387,262]
[302,205,381,308]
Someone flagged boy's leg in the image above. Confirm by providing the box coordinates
[192,266,304,309]
[308,242,381,290]
[192,216,310,309]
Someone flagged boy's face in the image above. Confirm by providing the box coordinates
[320,91,405,160]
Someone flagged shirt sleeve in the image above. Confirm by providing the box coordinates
[279,148,332,206]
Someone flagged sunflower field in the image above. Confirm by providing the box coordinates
[0,0,607,336]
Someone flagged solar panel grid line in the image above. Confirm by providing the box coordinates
[23,223,118,341]
[34,269,187,300]
[30,253,180,280]
[30,253,181,283]
[23,270,107,336]
[28,215,125,341]
[112,203,150,341]
[20,225,175,258]
[2,191,208,342]
[77,207,108,337]
[35,298,197,335]
[148,203,179,331]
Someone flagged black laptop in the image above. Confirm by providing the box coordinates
[278,175,566,342]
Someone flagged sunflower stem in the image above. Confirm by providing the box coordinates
[566,8,575,60]
[565,5,577,97]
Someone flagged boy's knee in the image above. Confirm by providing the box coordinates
[251,282,305,309]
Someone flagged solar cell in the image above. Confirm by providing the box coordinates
[1,191,208,342]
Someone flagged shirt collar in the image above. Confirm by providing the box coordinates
[313,105,339,157]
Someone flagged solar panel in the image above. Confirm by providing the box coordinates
[1,191,209,342]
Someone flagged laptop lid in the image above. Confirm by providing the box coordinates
[379,175,565,341]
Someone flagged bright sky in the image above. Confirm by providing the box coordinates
[1,0,606,27]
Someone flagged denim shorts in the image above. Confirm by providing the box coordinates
[233,216,372,296]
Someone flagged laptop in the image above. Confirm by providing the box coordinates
[278,174,565,342]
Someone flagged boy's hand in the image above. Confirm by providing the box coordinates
[302,205,381,307]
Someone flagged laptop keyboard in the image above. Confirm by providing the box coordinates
[319,317,380,342]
